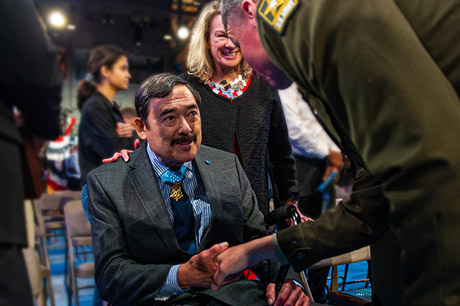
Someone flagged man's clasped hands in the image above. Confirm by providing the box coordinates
[178,240,309,306]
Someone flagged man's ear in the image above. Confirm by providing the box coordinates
[133,118,147,140]
[241,0,256,20]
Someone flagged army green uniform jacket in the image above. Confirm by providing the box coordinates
[256,0,460,305]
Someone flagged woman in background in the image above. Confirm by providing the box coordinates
[77,44,138,185]
[182,1,297,215]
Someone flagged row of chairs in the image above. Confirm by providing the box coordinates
[24,190,95,306]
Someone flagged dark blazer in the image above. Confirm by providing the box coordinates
[87,142,275,306]
[78,91,138,184]
[0,0,61,246]
[256,0,460,305]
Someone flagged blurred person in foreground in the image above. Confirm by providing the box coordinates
[87,73,310,306]
[77,44,138,186]
[213,1,460,305]
[182,0,298,216]
[0,0,62,304]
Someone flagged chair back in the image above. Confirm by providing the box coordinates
[31,199,56,306]
[33,199,46,238]
[64,200,92,239]
[309,246,371,294]
[22,246,42,299]
[38,193,75,227]
[38,193,75,211]
[309,246,370,269]
[54,190,83,201]
[64,200,94,306]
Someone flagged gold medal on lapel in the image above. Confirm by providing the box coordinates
[170,182,184,201]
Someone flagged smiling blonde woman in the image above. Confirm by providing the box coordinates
[182,0,298,216]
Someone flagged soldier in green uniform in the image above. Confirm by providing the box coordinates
[213,1,460,305]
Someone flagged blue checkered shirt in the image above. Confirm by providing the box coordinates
[146,144,212,297]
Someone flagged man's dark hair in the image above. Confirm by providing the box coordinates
[135,73,201,126]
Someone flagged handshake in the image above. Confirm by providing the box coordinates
[178,237,310,306]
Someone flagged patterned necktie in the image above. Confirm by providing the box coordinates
[160,164,196,254]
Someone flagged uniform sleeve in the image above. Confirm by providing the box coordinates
[266,92,298,201]
[259,1,460,300]
[315,4,460,299]
[276,168,389,271]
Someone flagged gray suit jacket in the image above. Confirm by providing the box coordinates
[87,142,276,305]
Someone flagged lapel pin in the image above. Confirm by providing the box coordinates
[205,160,210,165]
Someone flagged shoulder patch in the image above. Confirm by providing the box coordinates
[257,0,300,35]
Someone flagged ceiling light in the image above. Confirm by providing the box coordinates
[163,34,172,40]
[67,24,76,30]
[49,11,67,28]
[177,26,189,40]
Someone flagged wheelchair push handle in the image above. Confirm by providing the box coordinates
[265,205,301,229]
[266,205,305,296]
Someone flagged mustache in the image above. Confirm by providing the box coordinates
[170,134,197,146]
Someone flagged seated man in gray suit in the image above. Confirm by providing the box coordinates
[86,73,309,306]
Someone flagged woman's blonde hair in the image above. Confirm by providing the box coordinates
[186,0,251,83]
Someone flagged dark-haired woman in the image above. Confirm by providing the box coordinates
[78,45,138,185]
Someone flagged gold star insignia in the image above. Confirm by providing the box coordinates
[258,0,299,34]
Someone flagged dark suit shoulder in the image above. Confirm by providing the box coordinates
[198,145,239,162]
[88,143,146,179]
[87,157,128,182]
[88,144,238,182]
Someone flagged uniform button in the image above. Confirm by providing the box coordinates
[290,240,298,249]
[296,253,305,260]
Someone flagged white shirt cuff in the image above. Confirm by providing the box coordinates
[316,142,330,159]
[157,264,188,298]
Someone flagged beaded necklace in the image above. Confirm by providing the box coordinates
[205,75,252,101]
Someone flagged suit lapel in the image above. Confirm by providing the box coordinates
[127,144,226,254]
[126,143,183,256]
[194,148,223,251]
